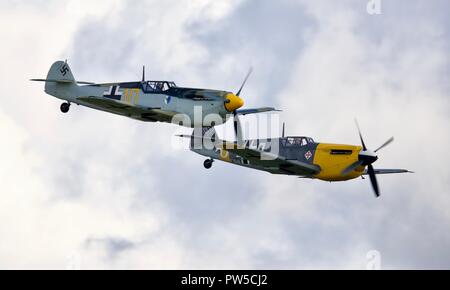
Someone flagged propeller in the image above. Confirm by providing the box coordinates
[374,137,394,153]
[367,164,380,198]
[236,67,253,97]
[341,120,395,198]
[341,160,364,176]
[233,112,243,144]
[355,120,367,151]
[226,68,253,144]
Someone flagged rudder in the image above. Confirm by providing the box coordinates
[46,61,75,83]
[43,61,77,97]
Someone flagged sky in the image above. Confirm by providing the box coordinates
[0,0,449,269]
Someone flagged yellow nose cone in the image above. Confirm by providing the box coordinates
[224,93,244,112]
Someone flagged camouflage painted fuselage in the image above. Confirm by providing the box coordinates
[191,134,364,181]
[46,81,233,127]
[41,61,241,127]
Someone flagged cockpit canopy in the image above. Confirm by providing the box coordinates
[142,81,177,93]
[282,136,315,146]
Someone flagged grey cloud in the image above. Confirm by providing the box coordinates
[1,0,449,269]
[55,0,450,269]
[84,237,135,259]
[188,0,316,107]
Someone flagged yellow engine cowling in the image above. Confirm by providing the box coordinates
[224,93,244,112]
[313,143,365,181]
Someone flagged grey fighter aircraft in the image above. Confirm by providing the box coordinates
[31,61,276,128]
[179,123,412,198]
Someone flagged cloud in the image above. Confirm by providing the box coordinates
[0,0,449,269]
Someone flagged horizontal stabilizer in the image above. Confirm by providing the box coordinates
[30,79,95,85]
[176,134,194,139]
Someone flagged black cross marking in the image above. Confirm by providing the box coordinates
[103,86,122,100]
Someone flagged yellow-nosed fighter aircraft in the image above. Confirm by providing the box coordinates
[180,122,413,198]
[32,61,276,128]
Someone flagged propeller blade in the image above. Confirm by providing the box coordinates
[236,67,253,97]
[233,111,244,144]
[367,165,380,198]
[282,122,286,138]
[355,120,367,151]
[374,137,394,153]
[341,160,364,175]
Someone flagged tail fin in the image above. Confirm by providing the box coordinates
[44,61,76,97]
[176,127,218,150]
[190,127,218,150]
[31,61,78,98]
[31,61,76,84]
[46,60,76,83]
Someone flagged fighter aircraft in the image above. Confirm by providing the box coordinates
[179,122,412,198]
[31,61,276,128]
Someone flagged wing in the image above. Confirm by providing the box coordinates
[364,169,414,175]
[76,96,176,122]
[177,135,320,175]
[223,144,321,176]
[77,96,154,113]
[235,107,280,115]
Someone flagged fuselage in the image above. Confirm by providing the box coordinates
[45,80,242,128]
[192,136,365,182]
